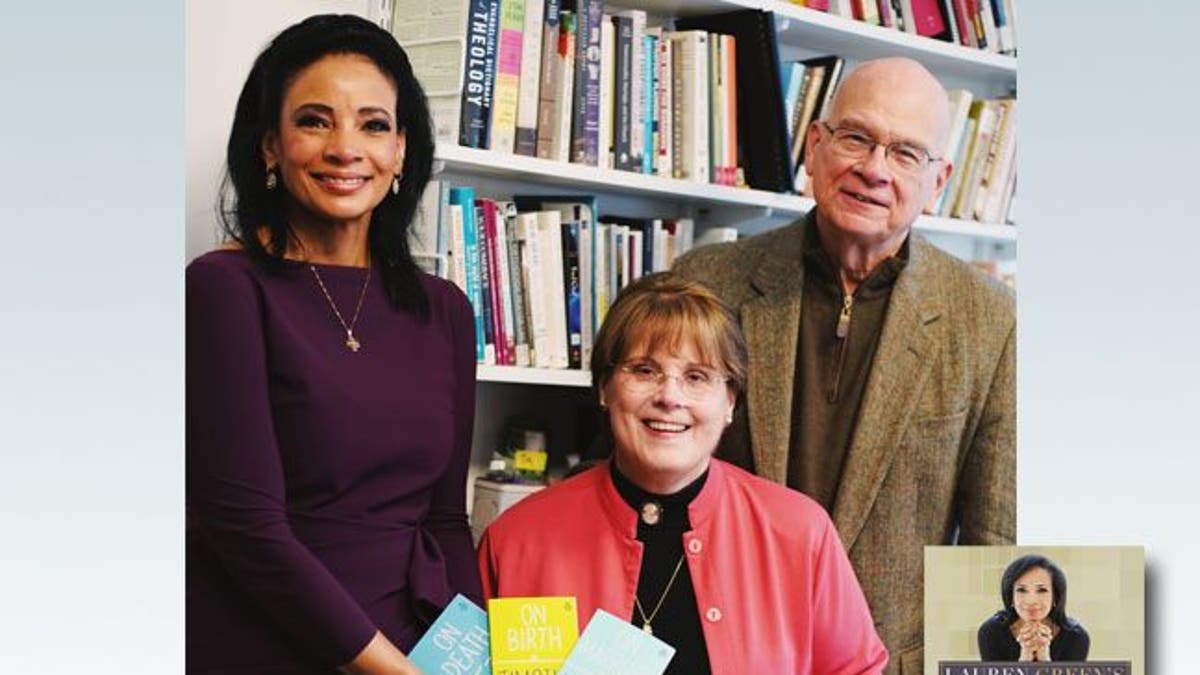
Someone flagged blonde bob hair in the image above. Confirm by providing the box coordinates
[590,272,748,396]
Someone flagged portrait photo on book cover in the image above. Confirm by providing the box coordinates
[924,546,1143,675]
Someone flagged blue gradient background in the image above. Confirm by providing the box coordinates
[0,1,183,670]
[1,1,1195,671]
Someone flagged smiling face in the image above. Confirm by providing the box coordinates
[603,341,736,495]
[1012,566,1054,622]
[804,58,952,255]
[262,53,406,232]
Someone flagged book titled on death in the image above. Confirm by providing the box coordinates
[407,593,490,675]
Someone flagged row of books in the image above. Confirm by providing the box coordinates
[392,0,743,187]
[410,182,697,369]
[934,92,1016,225]
[410,594,675,675]
[781,56,846,191]
[792,0,1017,55]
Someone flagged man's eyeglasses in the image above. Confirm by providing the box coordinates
[819,121,943,174]
[614,361,729,400]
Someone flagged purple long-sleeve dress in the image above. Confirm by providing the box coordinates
[186,250,482,673]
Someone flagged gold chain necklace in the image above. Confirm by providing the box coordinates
[633,553,686,636]
[309,264,371,352]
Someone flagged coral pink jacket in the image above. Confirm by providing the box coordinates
[477,459,887,674]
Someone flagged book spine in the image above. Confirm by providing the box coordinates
[612,15,634,171]
[447,203,466,292]
[723,34,738,187]
[642,32,656,175]
[480,0,502,148]
[476,201,497,364]
[708,34,720,184]
[535,0,563,159]
[952,0,974,46]
[517,213,548,368]
[494,202,518,364]
[625,11,646,172]
[670,36,684,179]
[570,0,604,166]
[538,211,569,368]
[599,16,616,169]
[561,221,582,369]
[655,30,673,178]
[505,208,531,366]
[489,0,525,153]
[450,187,485,362]
[435,181,451,279]
[458,1,495,147]
[552,13,577,162]
[514,0,546,156]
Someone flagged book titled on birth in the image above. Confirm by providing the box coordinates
[407,594,490,675]
[488,596,579,675]
[559,609,675,675]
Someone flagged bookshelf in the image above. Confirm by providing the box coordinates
[424,0,1021,504]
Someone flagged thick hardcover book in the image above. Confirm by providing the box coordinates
[559,609,675,675]
[534,0,564,158]
[676,10,792,192]
[570,0,605,166]
[616,10,647,171]
[455,0,501,147]
[669,30,710,184]
[502,203,531,366]
[489,0,526,153]
[612,14,635,171]
[599,16,616,169]
[488,597,579,674]
[515,0,547,156]
[407,594,490,675]
[932,88,975,215]
[990,0,1014,53]
[447,203,467,293]
[654,29,673,178]
[789,62,826,173]
[449,187,485,362]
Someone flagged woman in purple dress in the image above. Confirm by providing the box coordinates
[187,15,481,674]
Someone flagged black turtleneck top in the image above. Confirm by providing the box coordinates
[610,463,712,675]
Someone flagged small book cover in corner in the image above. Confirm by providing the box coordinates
[488,596,579,673]
[559,609,675,675]
[407,594,490,675]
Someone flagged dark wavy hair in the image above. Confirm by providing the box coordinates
[1000,554,1075,628]
[219,14,434,317]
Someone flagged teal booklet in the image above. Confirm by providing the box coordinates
[559,609,676,675]
[407,594,490,675]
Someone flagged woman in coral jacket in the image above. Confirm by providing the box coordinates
[478,273,887,675]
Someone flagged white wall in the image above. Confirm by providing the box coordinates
[185,0,377,262]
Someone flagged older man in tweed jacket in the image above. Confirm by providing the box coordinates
[674,58,1015,674]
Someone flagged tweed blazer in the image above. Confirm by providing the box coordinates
[674,215,1015,675]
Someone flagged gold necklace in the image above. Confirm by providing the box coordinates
[633,553,686,636]
[309,264,371,352]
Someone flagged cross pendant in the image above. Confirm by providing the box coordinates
[346,332,361,352]
[642,623,653,635]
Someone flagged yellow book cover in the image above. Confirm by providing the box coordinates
[488,596,579,675]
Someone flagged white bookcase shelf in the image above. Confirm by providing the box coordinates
[477,365,593,388]
[435,145,805,215]
[437,145,1016,243]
